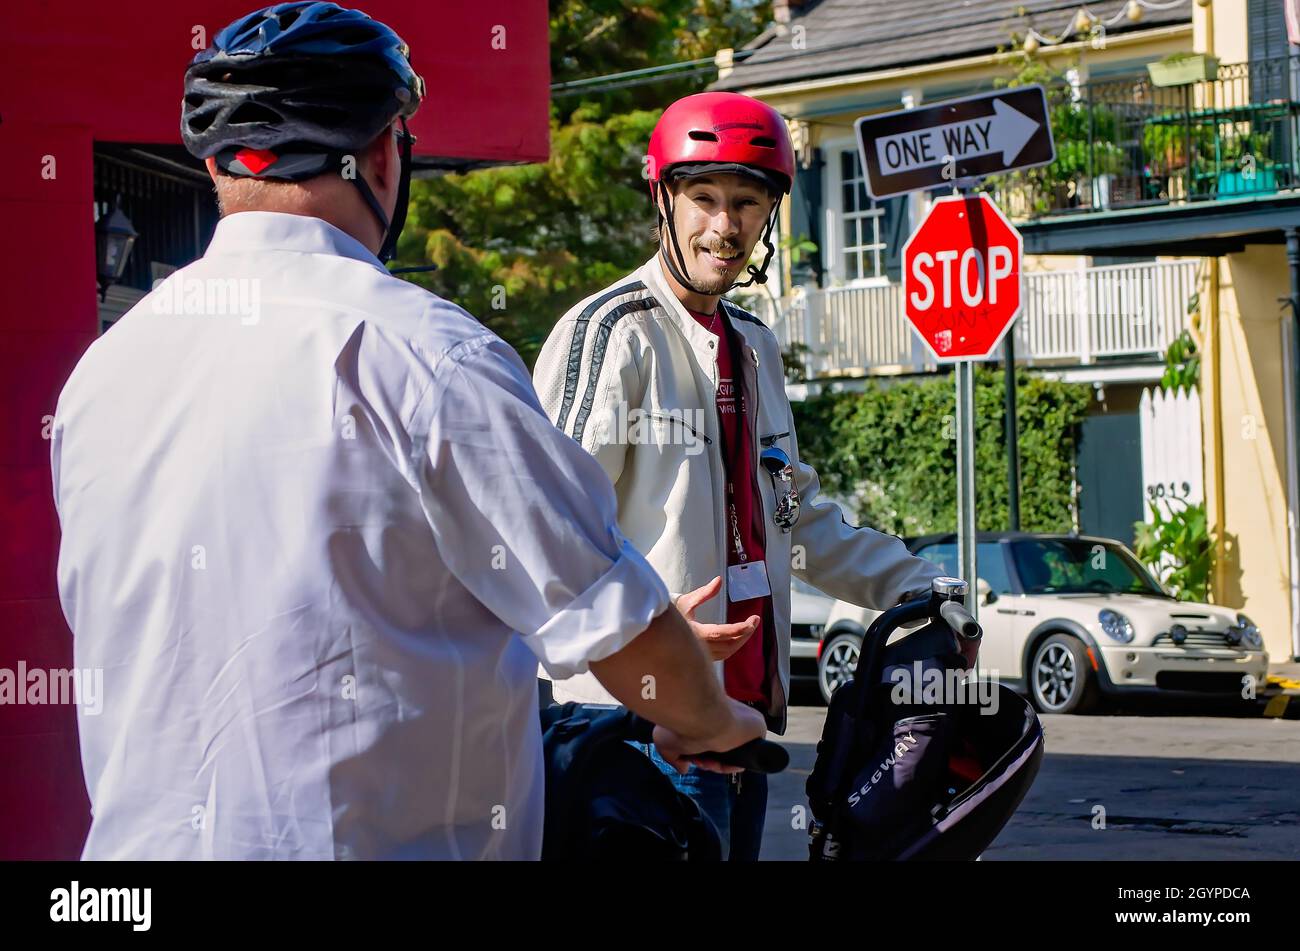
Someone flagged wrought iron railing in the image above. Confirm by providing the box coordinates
[993,55,1300,218]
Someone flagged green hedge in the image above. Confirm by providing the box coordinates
[792,369,1091,537]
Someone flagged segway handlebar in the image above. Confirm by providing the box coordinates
[939,599,982,640]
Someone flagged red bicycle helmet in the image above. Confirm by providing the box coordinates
[648,92,794,293]
[648,92,794,194]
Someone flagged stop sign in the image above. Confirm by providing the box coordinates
[902,193,1023,361]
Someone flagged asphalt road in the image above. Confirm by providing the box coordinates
[760,685,1300,860]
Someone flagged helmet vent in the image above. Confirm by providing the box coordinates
[278,9,302,30]
[227,101,283,126]
[687,130,719,142]
[186,112,216,134]
[751,136,777,148]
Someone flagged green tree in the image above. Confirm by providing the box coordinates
[398,1,772,367]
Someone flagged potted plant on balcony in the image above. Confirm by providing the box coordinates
[1212,129,1278,196]
[1147,52,1219,87]
[1042,102,1126,209]
[1142,121,1190,170]
[1142,120,1215,199]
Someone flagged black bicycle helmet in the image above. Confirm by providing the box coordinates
[181,2,425,262]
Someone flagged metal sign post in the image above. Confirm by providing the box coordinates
[858,89,1046,632]
[955,360,978,621]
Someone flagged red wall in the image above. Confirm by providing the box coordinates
[0,1,549,859]
[1,1,551,165]
[0,122,98,859]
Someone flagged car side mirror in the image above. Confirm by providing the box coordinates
[977,577,997,606]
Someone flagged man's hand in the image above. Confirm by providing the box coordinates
[651,700,768,775]
[675,576,759,662]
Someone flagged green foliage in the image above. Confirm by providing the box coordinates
[399,107,661,366]
[781,342,812,384]
[992,48,1123,211]
[550,1,772,120]
[396,2,772,367]
[1132,499,1213,601]
[791,369,1091,536]
[1141,121,1215,172]
[1048,103,1124,177]
[1159,328,1200,392]
[782,233,818,268]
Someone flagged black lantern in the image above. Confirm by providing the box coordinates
[95,194,137,301]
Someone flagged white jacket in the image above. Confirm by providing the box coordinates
[533,255,941,732]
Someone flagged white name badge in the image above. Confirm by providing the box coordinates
[728,560,772,602]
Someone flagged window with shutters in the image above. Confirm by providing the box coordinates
[1248,0,1297,100]
[830,147,908,284]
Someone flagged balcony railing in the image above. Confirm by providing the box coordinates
[994,56,1300,218]
[748,259,1201,378]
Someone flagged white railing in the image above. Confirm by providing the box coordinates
[748,259,1201,377]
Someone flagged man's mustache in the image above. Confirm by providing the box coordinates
[692,238,743,257]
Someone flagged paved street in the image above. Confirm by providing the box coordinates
[761,687,1300,861]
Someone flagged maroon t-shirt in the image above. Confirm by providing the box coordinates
[689,308,770,705]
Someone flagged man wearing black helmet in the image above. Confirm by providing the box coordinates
[50,2,764,860]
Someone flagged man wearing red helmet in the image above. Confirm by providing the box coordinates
[534,92,944,859]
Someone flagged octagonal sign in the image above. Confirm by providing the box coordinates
[902,193,1023,362]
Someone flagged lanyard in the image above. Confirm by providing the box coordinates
[710,310,749,563]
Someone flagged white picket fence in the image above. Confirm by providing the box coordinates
[1138,386,1204,522]
[750,259,1201,376]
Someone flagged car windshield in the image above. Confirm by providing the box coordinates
[1010,539,1167,597]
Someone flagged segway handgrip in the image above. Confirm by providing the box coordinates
[939,600,982,640]
[697,737,789,774]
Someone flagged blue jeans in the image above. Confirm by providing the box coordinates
[634,742,768,861]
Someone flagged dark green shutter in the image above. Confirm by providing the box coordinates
[790,148,825,288]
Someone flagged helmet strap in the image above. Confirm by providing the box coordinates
[656,179,713,297]
[348,118,413,264]
[728,195,783,291]
[655,179,784,297]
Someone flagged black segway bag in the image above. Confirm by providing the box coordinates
[807,588,1045,861]
[540,702,722,861]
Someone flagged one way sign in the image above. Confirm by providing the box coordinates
[855,86,1055,199]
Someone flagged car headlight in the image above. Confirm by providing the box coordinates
[1098,609,1135,643]
[1235,613,1262,649]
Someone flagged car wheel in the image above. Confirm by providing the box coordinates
[1030,633,1099,714]
[818,631,862,705]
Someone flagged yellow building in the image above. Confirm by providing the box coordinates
[716,0,1299,663]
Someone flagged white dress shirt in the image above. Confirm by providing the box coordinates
[51,211,669,860]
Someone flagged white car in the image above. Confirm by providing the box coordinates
[790,577,835,687]
[817,532,1269,713]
